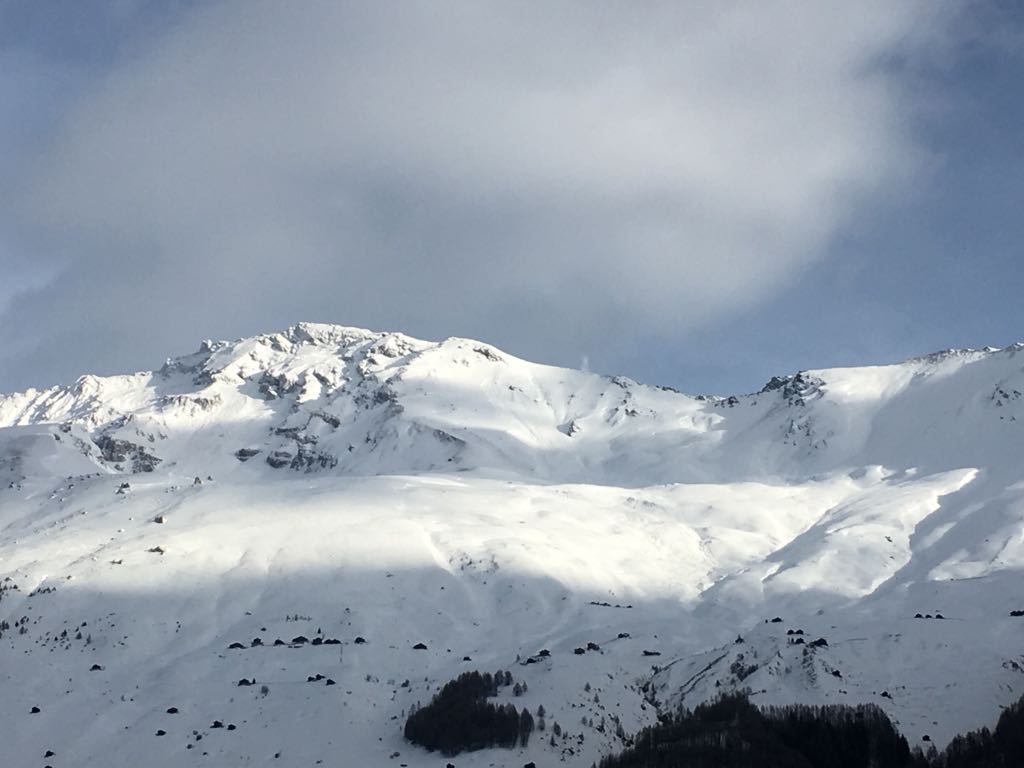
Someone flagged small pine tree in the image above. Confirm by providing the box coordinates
[520,709,535,746]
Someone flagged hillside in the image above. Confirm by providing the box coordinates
[1,323,1022,767]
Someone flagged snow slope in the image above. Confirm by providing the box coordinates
[1,323,1022,766]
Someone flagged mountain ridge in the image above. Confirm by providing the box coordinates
[1,323,1022,766]
[2,323,1022,487]
[5,321,1024,402]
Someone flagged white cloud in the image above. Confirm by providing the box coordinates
[3,0,960,388]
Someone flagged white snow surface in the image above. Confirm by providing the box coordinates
[1,323,1023,766]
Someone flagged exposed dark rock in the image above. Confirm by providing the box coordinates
[266,451,293,469]
[313,411,341,428]
[373,387,397,405]
[258,372,300,400]
[159,392,222,412]
[94,435,162,473]
[473,346,503,362]
[289,446,339,472]
[273,426,316,444]
[758,372,825,406]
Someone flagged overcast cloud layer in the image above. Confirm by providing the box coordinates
[0,2,969,391]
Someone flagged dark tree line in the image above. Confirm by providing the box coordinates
[764,702,917,768]
[596,692,1024,768]
[934,692,1024,768]
[596,694,918,768]
[404,671,534,756]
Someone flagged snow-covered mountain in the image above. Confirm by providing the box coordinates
[2,323,1022,767]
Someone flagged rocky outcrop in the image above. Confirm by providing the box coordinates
[94,435,162,473]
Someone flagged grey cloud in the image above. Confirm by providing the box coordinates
[1,0,961,390]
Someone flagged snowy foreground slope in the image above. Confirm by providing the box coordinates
[1,323,1022,767]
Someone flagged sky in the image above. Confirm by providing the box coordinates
[1,1,1022,396]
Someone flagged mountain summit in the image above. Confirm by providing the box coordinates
[3,323,1022,484]
[1,325,1022,766]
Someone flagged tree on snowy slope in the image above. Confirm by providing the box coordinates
[597,694,924,768]
[938,692,1024,768]
[404,670,532,756]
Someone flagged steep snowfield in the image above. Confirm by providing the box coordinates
[1,324,1022,766]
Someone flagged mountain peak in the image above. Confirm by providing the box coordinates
[2,326,1023,487]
